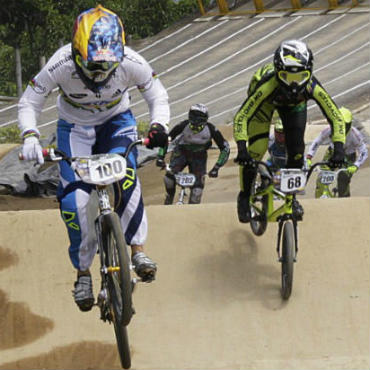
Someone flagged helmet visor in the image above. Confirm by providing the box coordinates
[278,70,311,86]
[75,54,118,82]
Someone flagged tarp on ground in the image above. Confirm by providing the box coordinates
[0,134,158,197]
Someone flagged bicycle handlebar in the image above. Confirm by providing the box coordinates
[251,160,331,188]
[19,138,150,162]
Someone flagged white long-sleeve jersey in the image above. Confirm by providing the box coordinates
[307,126,368,168]
[18,44,170,135]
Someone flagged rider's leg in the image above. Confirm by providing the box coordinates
[278,105,307,220]
[337,171,351,197]
[188,150,207,204]
[94,111,156,281]
[278,104,306,169]
[238,118,270,223]
[338,154,356,197]
[57,120,96,311]
[164,147,187,205]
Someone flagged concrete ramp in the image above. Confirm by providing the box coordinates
[0,199,368,369]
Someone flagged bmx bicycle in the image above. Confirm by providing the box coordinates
[316,167,350,198]
[247,160,326,299]
[21,138,149,369]
[163,163,196,205]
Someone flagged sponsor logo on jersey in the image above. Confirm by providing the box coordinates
[317,90,344,135]
[29,78,47,94]
[48,55,72,73]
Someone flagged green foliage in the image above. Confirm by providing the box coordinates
[0,125,22,144]
[0,0,200,96]
[137,121,150,138]
[123,0,199,39]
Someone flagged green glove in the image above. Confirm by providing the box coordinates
[305,157,312,169]
[347,165,358,175]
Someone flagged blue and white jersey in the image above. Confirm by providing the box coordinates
[18,44,170,134]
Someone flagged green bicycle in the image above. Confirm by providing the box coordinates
[248,160,325,299]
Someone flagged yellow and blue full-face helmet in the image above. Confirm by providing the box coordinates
[72,5,125,90]
[274,40,313,95]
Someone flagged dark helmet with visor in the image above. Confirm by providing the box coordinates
[274,40,313,95]
[188,104,208,133]
[72,5,125,91]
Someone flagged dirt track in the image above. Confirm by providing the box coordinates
[0,199,368,369]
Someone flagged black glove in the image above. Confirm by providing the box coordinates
[235,140,255,166]
[156,155,165,168]
[329,142,345,168]
[208,164,220,178]
[147,124,168,149]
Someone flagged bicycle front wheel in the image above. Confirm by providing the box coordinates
[103,212,133,368]
[250,174,268,236]
[280,220,295,300]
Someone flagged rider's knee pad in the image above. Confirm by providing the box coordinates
[189,187,203,204]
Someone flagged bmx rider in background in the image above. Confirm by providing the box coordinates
[158,104,230,205]
[306,107,368,197]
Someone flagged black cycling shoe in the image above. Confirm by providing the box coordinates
[237,193,251,223]
[292,199,304,221]
[73,274,95,312]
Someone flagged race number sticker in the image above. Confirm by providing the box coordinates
[175,173,196,187]
[90,156,126,184]
[319,171,335,185]
[280,169,306,192]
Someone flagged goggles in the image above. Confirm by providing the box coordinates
[75,55,119,81]
[278,70,311,86]
[189,122,205,133]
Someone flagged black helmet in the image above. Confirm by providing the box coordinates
[188,104,208,133]
[274,40,313,95]
[72,5,125,91]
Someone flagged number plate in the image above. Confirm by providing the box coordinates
[73,154,127,185]
[318,170,336,185]
[280,169,306,192]
[175,173,196,187]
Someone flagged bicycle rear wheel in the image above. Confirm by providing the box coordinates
[103,212,133,368]
[280,220,295,300]
[250,173,268,236]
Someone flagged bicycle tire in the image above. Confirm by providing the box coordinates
[103,212,133,368]
[250,174,268,236]
[280,220,295,300]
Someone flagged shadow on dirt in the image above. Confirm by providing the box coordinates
[0,290,54,350]
[0,341,126,369]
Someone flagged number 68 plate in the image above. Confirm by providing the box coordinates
[280,169,306,192]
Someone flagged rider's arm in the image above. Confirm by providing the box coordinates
[351,127,368,168]
[233,76,279,143]
[306,127,331,159]
[168,121,188,140]
[129,49,170,132]
[308,76,345,144]
[18,56,58,138]
[208,123,230,167]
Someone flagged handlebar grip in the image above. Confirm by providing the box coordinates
[142,138,150,146]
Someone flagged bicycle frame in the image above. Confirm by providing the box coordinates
[250,161,326,260]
